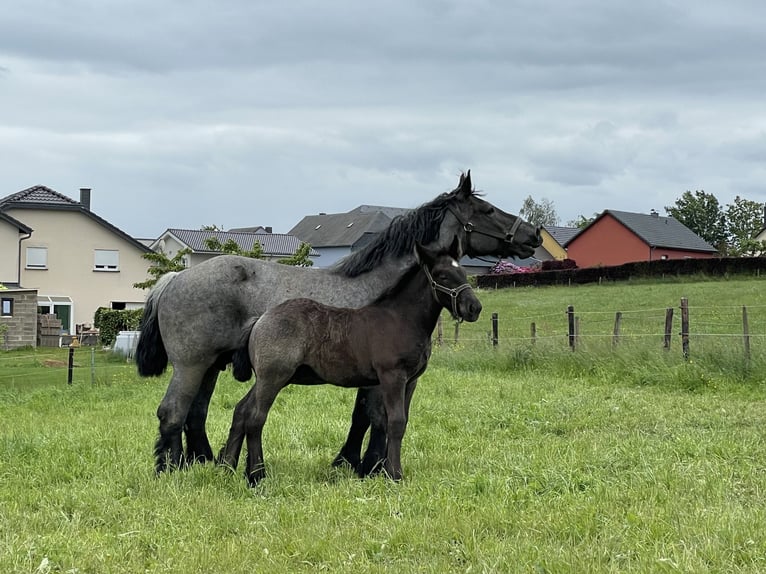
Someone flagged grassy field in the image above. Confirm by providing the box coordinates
[2,274,766,573]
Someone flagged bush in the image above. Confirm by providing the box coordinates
[541,258,577,271]
[93,307,143,346]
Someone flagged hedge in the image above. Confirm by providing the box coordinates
[477,256,766,289]
[93,307,143,347]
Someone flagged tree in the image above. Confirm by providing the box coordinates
[567,213,599,229]
[519,196,559,227]
[725,196,765,256]
[133,248,191,289]
[204,236,264,259]
[135,229,313,290]
[665,190,727,250]
[277,242,314,267]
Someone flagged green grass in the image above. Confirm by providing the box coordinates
[2,275,766,573]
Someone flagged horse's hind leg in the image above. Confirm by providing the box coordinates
[184,366,219,464]
[331,389,371,471]
[155,364,210,474]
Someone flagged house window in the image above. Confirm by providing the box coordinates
[94,249,119,271]
[37,296,74,335]
[26,247,48,269]
[1,298,12,317]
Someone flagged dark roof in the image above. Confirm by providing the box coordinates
[289,209,399,248]
[589,210,717,252]
[1,185,80,206]
[0,211,33,234]
[0,185,152,253]
[545,225,581,247]
[227,225,269,233]
[160,229,318,257]
[351,205,411,219]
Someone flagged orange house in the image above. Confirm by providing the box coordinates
[565,210,717,268]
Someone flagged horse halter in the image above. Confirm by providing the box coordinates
[422,263,473,322]
[447,205,524,244]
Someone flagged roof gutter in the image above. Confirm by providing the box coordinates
[18,230,32,286]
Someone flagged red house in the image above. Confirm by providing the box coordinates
[565,210,718,268]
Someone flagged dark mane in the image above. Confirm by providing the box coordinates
[330,181,481,278]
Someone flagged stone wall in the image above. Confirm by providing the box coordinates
[0,289,38,349]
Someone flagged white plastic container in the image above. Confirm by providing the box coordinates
[113,330,141,359]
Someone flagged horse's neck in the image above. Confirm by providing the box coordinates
[380,267,443,332]
[323,257,414,306]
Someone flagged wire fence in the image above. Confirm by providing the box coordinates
[436,297,766,362]
[0,346,148,387]
[4,296,766,385]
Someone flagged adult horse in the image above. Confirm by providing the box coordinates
[221,239,481,485]
[137,171,541,473]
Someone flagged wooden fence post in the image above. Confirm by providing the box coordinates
[530,322,536,345]
[491,312,499,347]
[664,307,674,350]
[612,312,622,347]
[567,305,576,351]
[454,321,460,344]
[67,347,75,385]
[680,297,689,359]
[743,305,751,361]
[436,316,443,346]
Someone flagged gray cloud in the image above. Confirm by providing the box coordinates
[1,0,765,236]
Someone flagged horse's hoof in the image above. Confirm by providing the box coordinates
[331,452,360,470]
[358,457,386,478]
[246,466,266,487]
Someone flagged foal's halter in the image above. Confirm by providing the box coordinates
[422,264,473,322]
[448,205,524,245]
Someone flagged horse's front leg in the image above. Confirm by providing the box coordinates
[217,386,256,470]
[184,365,220,464]
[379,372,408,481]
[332,388,371,471]
[357,388,389,477]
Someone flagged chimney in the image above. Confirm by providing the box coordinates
[265,226,273,233]
[79,188,92,211]
[650,209,658,218]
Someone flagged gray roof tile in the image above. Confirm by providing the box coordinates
[545,225,581,246]
[601,210,717,252]
[289,210,399,247]
[0,185,79,207]
[165,229,317,256]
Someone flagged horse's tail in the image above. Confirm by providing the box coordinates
[135,272,178,377]
[231,316,259,382]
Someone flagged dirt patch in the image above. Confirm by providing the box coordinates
[41,359,69,368]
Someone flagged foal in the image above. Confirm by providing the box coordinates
[218,239,482,485]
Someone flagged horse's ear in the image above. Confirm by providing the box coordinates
[457,170,472,197]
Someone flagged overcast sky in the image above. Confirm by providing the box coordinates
[2,1,765,239]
